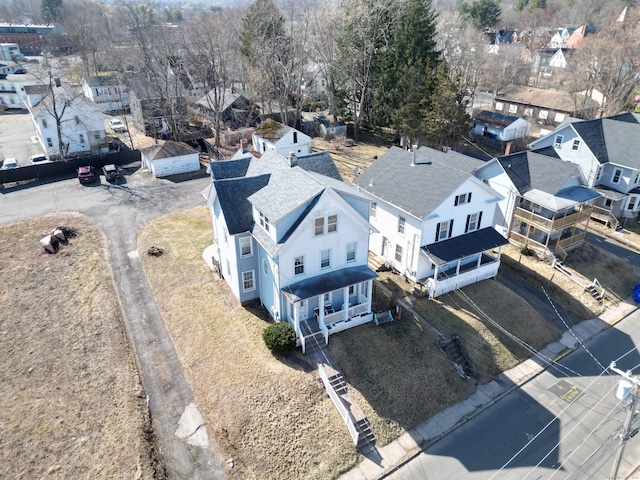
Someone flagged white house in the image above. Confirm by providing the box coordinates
[529,112,640,220]
[141,141,200,177]
[81,75,129,112]
[251,119,311,157]
[474,150,600,259]
[0,43,22,61]
[471,110,531,141]
[203,150,377,352]
[353,146,508,298]
[26,80,108,159]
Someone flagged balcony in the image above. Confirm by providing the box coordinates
[427,254,501,298]
[513,205,593,233]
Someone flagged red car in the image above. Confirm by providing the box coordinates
[77,166,96,184]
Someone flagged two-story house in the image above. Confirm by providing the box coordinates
[353,146,508,299]
[81,75,130,113]
[251,119,311,157]
[474,149,600,260]
[529,112,640,223]
[26,79,108,160]
[204,150,377,353]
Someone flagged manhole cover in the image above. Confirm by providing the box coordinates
[549,379,582,403]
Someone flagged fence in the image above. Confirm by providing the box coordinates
[318,364,360,446]
[0,150,141,185]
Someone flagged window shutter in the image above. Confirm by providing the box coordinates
[435,223,440,242]
[465,215,470,233]
[454,196,458,206]
[477,212,483,229]
[468,192,472,203]
[449,219,454,238]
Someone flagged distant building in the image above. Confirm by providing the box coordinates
[81,75,130,113]
[0,24,65,56]
[0,43,22,61]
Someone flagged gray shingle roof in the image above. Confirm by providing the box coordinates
[142,141,197,160]
[570,113,640,169]
[208,157,251,180]
[82,75,118,88]
[214,174,271,234]
[497,150,578,194]
[352,146,484,219]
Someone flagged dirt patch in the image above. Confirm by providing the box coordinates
[0,213,159,479]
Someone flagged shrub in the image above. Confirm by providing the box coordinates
[262,322,297,354]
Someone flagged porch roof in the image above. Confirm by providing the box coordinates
[421,227,509,266]
[523,186,600,211]
[592,185,627,201]
[282,265,378,303]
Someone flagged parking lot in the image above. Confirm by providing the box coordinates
[0,112,47,167]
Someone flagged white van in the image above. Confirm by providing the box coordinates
[2,158,18,169]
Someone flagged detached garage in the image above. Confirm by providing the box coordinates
[141,141,200,178]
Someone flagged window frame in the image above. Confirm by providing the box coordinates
[394,244,403,263]
[538,110,549,120]
[346,242,356,262]
[397,216,405,235]
[628,196,637,210]
[572,139,581,151]
[327,214,337,233]
[437,220,452,241]
[370,202,377,220]
[320,249,330,269]
[495,101,504,111]
[553,135,563,148]
[42,119,48,128]
[612,168,622,184]
[294,256,304,276]
[242,270,255,292]
[314,217,324,236]
[239,236,253,258]
[465,212,482,232]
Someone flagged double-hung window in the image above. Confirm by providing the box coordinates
[320,249,330,269]
[346,242,356,262]
[242,271,255,292]
[294,256,304,275]
[239,237,252,257]
[397,216,405,235]
[436,220,453,241]
[395,244,403,263]
[612,168,622,184]
[370,202,377,220]
[327,215,337,233]
[465,212,482,232]
[314,217,324,236]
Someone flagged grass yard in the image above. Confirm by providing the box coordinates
[138,206,565,477]
[0,213,157,479]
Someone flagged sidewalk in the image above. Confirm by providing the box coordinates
[338,296,638,480]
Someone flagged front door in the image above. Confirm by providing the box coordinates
[382,237,390,258]
[295,300,306,321]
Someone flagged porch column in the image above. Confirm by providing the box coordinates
[476,254,482,267]
[455,259,461,275]
[317,294,324,326]
[343,287,349,320]
[497,246,503,260]
[293,301,300,339]
[366,281,373,313]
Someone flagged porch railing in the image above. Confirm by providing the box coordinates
[513,206,592,232]
[591,205,619,229]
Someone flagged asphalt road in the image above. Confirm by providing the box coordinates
[385,309,640,480]
[1,169,226,479]
[586,231,640,268]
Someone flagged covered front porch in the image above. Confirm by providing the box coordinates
[420,227,509,299]
[282,265,378,354]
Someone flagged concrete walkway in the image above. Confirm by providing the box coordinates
[339,296,638,480]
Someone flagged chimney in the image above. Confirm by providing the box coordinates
[54,77,61,87]
[288,152,297,167]
[596,108,604,119]
[505,141,516,156]
[240,138,248,153]
[411,145,418,166]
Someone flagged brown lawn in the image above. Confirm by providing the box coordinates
[0,213,157,479]
[138,206,564,477]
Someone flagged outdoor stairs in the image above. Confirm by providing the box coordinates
[355,418,376,450]
[327,372,348,395]
[437,334,476,379]
[586,283,605,303]
[368,253,388,273]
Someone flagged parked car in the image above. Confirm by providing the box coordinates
[103,164,122,183]
[2,158,18,169]
[77,166,96,184]
[30,154,49,165]
[109,119,127,133]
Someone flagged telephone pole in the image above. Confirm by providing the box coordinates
[609,361,639,480]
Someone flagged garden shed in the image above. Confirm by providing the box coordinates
[141,141,200,178]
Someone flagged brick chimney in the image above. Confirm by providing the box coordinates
[240,138,248,153]
[595,108,604,119]
[53,77,61,87]
[504,141,516,156]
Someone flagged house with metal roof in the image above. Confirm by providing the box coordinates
[203,150,377,353]
[251,119,311,157]
[471,110,531,141]
[529,112,640,223]
[353,146,508,299]
[474,150,600,260]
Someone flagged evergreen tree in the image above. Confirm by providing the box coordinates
[370,0,440,129]
[41,0,63,22]
[460,0,502,30]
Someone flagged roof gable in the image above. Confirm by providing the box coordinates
[215,174,271,234]
[142,141,197,160]
[497,150,580,194]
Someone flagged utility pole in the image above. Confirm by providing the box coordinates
[609,361,639,480]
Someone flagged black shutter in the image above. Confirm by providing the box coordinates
[454,195,459,206]
[449,219,454,238]
[477,211,483,229]
[435,223,440,242]
[465,215,470,233]
[468,192,472,203]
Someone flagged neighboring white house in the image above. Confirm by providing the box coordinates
[474,150,600,259]
[26,79,108,159]
[529,112,640,219]
[81,75,130,112]
[141,141,200,177]
[471,110,531,141]
[203,149,377,352]
[251,119,311,157]
[353,146,508,298]
[0,43,22,61]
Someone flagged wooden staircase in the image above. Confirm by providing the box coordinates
[437,334,476,379]
[586,279,605,303]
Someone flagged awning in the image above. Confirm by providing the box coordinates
[421,227,509,266]
[282,265,378,303]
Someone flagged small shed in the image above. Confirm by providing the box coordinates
[141,141,200,178]
[315,114,347,138]
[471,110,531,141]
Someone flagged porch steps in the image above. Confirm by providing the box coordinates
[437,334,476,379]
[355,418,376,449]
[586,283,605,303]
[368,253,388,273]
[328,373,348,394]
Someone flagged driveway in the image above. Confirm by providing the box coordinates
[0,169,225,479]
[0,111,46,166]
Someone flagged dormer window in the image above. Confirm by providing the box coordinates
[612,168,622,184]
[259,212,270,232]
